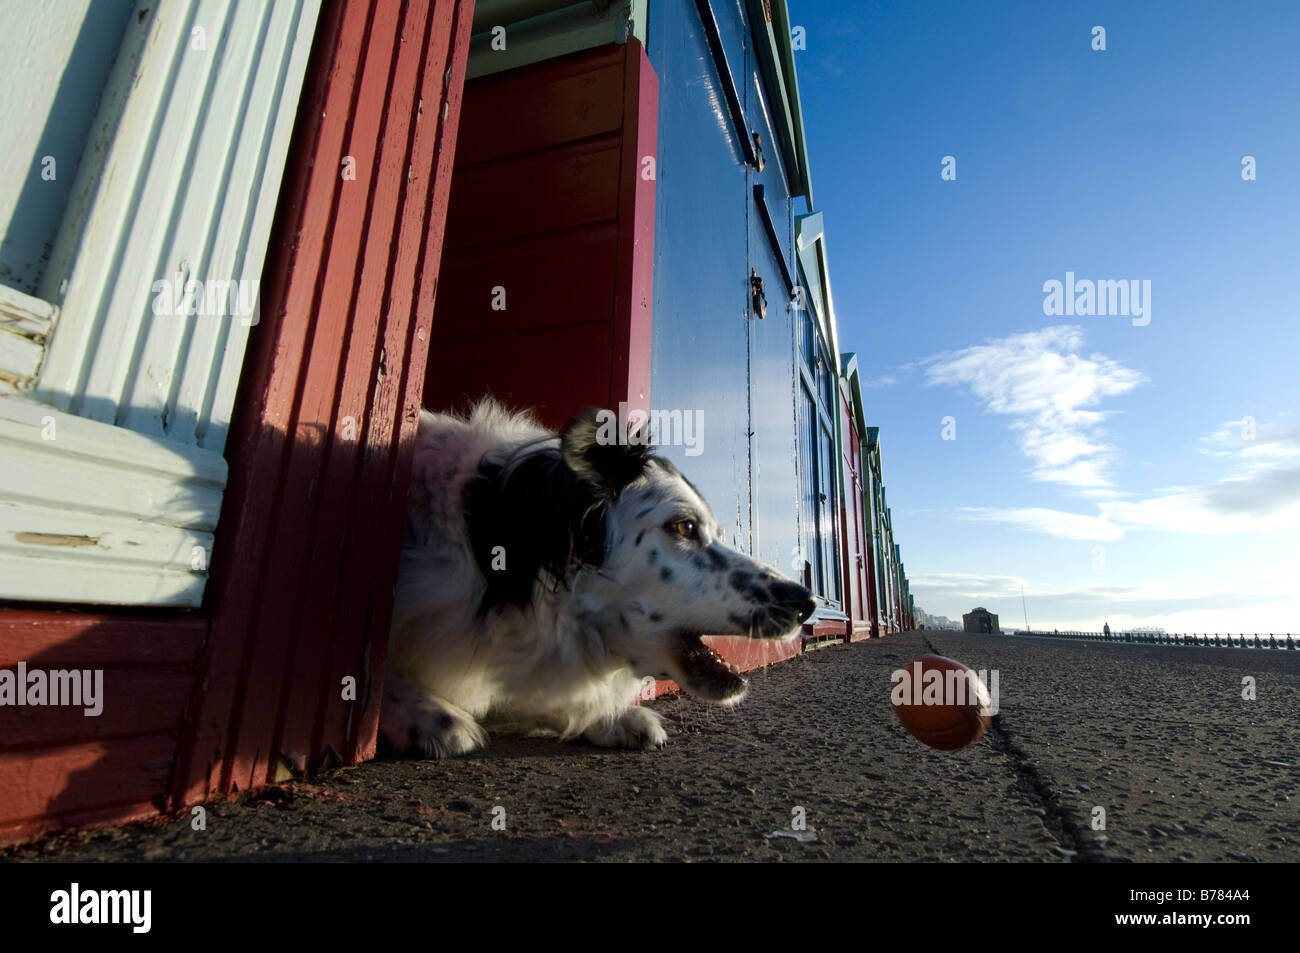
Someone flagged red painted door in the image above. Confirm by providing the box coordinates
[423,40,658,429]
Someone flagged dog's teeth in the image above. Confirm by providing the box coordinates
[728,663,739,673]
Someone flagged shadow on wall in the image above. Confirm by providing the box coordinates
[0,608,204,843]
[1,0,134,295]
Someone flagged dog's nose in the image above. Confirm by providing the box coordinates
[770,580,816,622]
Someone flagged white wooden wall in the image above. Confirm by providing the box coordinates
[0,0,321,607]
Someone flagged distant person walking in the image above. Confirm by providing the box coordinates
[1104,622,1111,639]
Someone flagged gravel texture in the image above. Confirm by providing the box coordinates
[5,630,1296,862]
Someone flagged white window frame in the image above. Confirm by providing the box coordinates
[0,0,321,608]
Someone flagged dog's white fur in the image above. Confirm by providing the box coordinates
[381,400,814,758]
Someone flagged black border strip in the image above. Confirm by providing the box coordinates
[693,0,758,167]
[753,184,794,293]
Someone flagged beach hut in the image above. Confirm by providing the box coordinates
[0,0,475,843]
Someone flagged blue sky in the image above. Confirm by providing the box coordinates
[792,0,1300,632]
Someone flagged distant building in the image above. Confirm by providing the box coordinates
[916,608,961,631]
[963,607,1000,633]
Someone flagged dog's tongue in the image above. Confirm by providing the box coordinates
[675,631,747,701]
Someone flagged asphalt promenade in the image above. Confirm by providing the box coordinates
[7,630,1297,861]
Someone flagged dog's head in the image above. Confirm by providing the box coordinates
[466,408,816,706]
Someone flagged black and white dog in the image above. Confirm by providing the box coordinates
[380,400,816,758]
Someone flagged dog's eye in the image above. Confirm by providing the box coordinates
[666,518,697,540]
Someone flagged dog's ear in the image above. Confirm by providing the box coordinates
[560,407,651,495]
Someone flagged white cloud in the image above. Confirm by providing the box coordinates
[1101,423,1300,533]
[955,463,1300,539]
[923,325,1145,488]
[1199,418,1300,464]
[908,572,1029,599]
[862,361,916,389]
[956,506,1122,540]
[1076,487,1130,500]
[942,415,1300,539]
[1098,467,1300,533]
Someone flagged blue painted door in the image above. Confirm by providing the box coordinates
[744,23,801,578]
[646,0,753,553]
[646,0,804,582]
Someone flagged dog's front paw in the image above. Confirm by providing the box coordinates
[584,706,668,750]
[380,674,487,759]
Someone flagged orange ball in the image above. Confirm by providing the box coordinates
[891,654,991,750]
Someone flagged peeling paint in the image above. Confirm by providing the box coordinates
[14,532,102,547]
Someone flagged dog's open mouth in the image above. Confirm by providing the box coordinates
[674,631,748,704]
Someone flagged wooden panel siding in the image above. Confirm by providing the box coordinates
[431,224,619,340]
[174,0,475,804]
[0,735,178,841]
[35,0,322,454]
[0,611,206,842]
[0,397,226,607]
[425,39,658,430]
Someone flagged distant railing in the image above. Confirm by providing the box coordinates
[1008,630,1297,649]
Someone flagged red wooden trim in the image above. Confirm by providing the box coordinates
[0,669,194,750]
[316,0,474,767]
[272,0,446,783]
[650,632,802,699]
[0,734,175,844]
[805,618,851,640]
[0,611,205,668]
[838,497,853,621]
[848,622,873,643]
[173,0,357,807]
[226,0,412,794]
[0,610,205,839]
[173,0,475,805]
[0,0,478,841]
[611,37,658,416]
